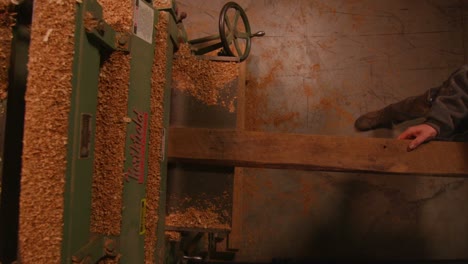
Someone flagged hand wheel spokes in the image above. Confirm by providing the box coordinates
[235,31,250,39]
[233,9,240,31]
[219,2,252,61]
[223,13,234,43]
[233,38,243,57]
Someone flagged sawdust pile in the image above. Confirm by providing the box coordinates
[165,231,181,242]
[97,0,132,27]
[166,195,231,231]
[90,53,129,235]
[18,1,75,263]
[0,1,13,100]
[145,10,168,264]
[153,0,171,9]
[90,0,131,239]
[166,206,231,231]
[172,44,239,112]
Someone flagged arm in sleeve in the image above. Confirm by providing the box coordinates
[424,66,468,138]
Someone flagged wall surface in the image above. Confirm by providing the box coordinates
[176,0,468,261]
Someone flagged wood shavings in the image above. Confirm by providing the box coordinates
[90,51,130,237]
[165,231,181,242]
[172,44,239,113]
[153,0,171,9]
[48,0,64,5]
[144,10,169,264]
[18,0,75,263]
[97,0,132,31]
[42,28,53,42]
[83,11,98,32]
[166,206,231,231]
[167,194,231,230]
[90,2,131,264]
[0,1,13,100]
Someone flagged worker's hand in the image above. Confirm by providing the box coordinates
[397,124,438,151]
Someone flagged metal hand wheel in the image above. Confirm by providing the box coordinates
[187,1,264,62]
[219,2,264,61]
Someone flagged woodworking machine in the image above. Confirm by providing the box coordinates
[0,0,262,263]
[0,0,180,263]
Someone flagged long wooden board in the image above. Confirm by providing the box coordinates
[168,127,468,177]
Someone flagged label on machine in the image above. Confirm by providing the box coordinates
[133,0,154,44]
[125,110,149,183]
[139,198,147,235]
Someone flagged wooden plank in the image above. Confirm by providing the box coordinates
[229,62,246,250]
[168,127,468,177]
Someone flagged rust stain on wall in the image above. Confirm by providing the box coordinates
[311,63,321,72]
[351,14,365,31]
[273,111,300,128]
[318,97,355,123]
[245,63,282,129]
[310,0,337,16]
[303,83,315,97]
[316,37,337,54]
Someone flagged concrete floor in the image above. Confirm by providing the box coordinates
[175,0,468,261]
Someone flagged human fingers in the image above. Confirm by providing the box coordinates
[397,127,417,140]
[407,133,430,151]
[406,124,437,151]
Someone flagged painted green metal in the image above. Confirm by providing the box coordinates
[61,0,180,262]
[119,0,158,261]
[87,20,130,52]
[72,236,118,263]
[187,34,224,55]
[62,0,121,262]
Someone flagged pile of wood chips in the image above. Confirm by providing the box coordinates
[165,231,181,242]
[166,194,231,231]
[172,44,240,112]
[145,9,168,264]
[90,0,131,240]
[19,1,75,263]
[166,206,231,231]
[0,0,13,100]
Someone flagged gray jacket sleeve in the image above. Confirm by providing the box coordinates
[424,65,468,138]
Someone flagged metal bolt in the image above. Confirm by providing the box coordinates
[177,12,187,23]
[104,239,116,255]
[118,35,128,46]
[96,20,105,36]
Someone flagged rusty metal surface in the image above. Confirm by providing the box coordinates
[176,0,468,262]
